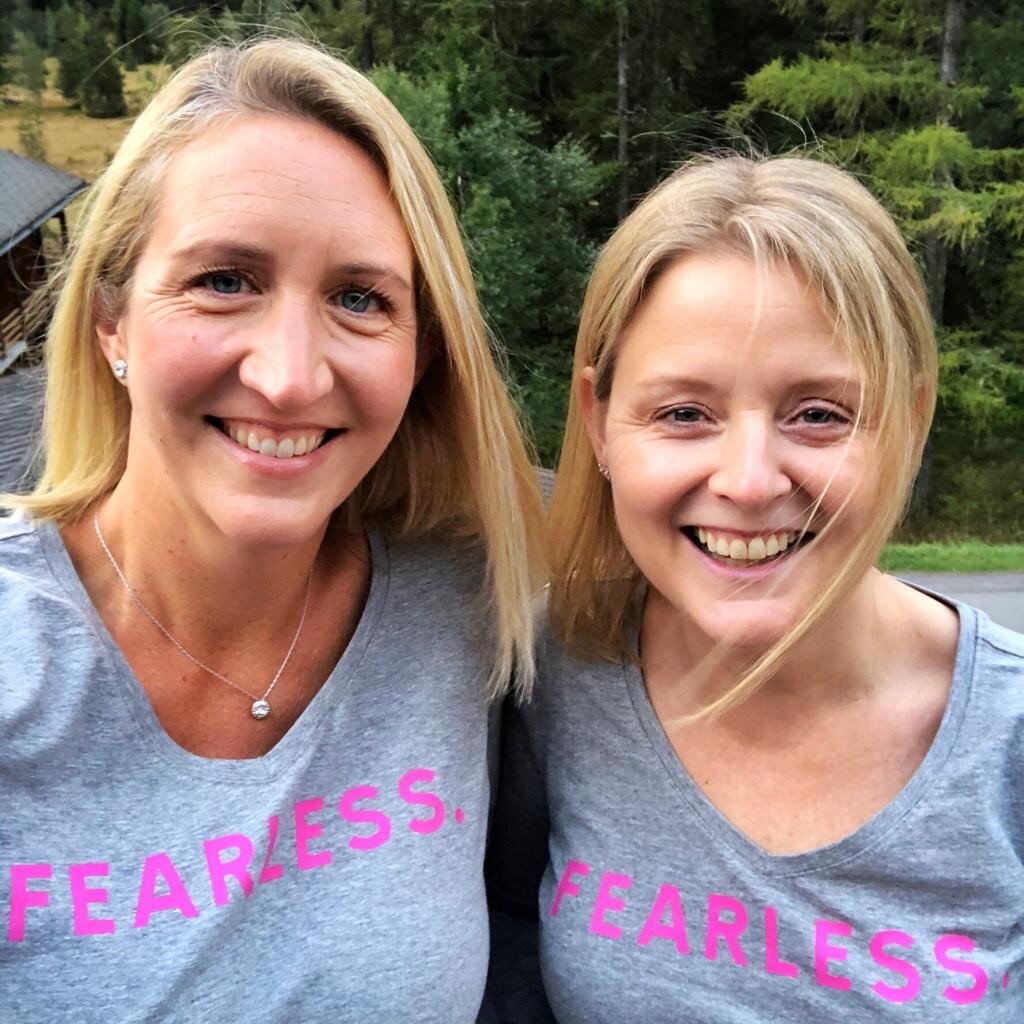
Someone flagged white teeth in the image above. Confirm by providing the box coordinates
[225,423,327,458]
[695,529,801,563]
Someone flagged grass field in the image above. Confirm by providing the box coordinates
[0,60,166,181]
[880,542,1024,573]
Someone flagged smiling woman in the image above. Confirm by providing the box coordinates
[488,155,1024,1024]
[0,39,543,1024]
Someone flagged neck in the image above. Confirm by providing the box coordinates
[643,570,904,715]
[89,481,330,650]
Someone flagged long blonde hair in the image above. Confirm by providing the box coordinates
[3,38,544,698]
[549,154,936,716]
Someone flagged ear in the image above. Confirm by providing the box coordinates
[94,309,126,370]
[579,366,609,467]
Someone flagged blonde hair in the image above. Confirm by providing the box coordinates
[549,154,936,717]
[4,38,544,698]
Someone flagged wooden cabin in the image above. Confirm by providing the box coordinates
[0,149,87,374]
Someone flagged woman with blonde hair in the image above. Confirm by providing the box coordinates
[0,38,543,1022]
[490,154,1024,1021]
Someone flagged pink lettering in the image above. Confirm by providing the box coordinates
[7,864,52,942]
[764,906,798,979]
[339,785,392,851]
[636,883,690,955]
[204,834,255,907]
[549,859,590,917]
[589,872,633,940]
[705,893,749,967]
[397,768,445,835]
[258,815,283,885]
[294,798,333,871]
[870,930,920,1004]
[935,934,988,1006]
[134,852,199,929]
[814,919,852,991]
[69,862,114,937]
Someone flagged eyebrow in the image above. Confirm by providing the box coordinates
[168,241,414,294]
[633,373,861,398]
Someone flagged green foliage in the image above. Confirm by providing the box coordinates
[373,64,603,464]
[79,32,127,118]
[12,29,47,161]
[13,28,47,96]
[55,6,89,102]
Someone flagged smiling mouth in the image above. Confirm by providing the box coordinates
[207,417,344,459]
[681,526,817,568]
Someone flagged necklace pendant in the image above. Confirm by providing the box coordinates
[251,699,271,720]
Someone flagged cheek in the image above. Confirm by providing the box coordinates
[340,341,419,424]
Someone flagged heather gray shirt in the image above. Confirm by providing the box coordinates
[0,513,497,1023]
[491,596,1024,1022]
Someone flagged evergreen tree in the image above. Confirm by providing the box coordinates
[79,29,128,117]
[55,6,89,104]
[13,29,47,161]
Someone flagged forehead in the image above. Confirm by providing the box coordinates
[143,111,413,272]
[614,253,860,395]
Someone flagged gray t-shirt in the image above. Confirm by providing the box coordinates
[490,595,1024,1022]
[0,513,497,1023]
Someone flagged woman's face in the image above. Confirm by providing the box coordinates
[582,253,876,650]
[98,112,419,548]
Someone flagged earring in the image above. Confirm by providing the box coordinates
[597,462,610,480]
[112,359,128,383]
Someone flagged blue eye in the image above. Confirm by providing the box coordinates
[208,272,244,294]
[337,288,382,314]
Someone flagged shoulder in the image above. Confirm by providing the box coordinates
[381,529,489,607]
[968,606,1024,690]
[0,512,63,605]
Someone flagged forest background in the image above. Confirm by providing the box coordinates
[1,0,1022,542]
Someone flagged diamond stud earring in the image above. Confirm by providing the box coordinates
[112,359,128,383]
[597,462,610,480]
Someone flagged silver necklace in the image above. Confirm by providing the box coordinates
[93,512,313,721]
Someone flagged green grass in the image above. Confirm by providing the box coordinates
[880,542,1024,573]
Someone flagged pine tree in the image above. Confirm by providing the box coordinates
[12,29,47,161]
[79,29,128,118]
[56,7,89,104]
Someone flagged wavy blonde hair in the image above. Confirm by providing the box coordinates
[549,154,936,717]
[3,38,544,698]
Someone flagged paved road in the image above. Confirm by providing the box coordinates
[902,572,1023,632]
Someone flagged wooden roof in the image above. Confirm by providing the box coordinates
[0,367,44,495]
[0,150,87,257]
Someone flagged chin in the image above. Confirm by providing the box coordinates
[205,496,339,550]
[692,599,808,653]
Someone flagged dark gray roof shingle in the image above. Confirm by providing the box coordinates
[0,367,44,494]
[0,149,87,256]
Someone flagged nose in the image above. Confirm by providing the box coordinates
[237,296,334,411]
[707,414,792,508]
